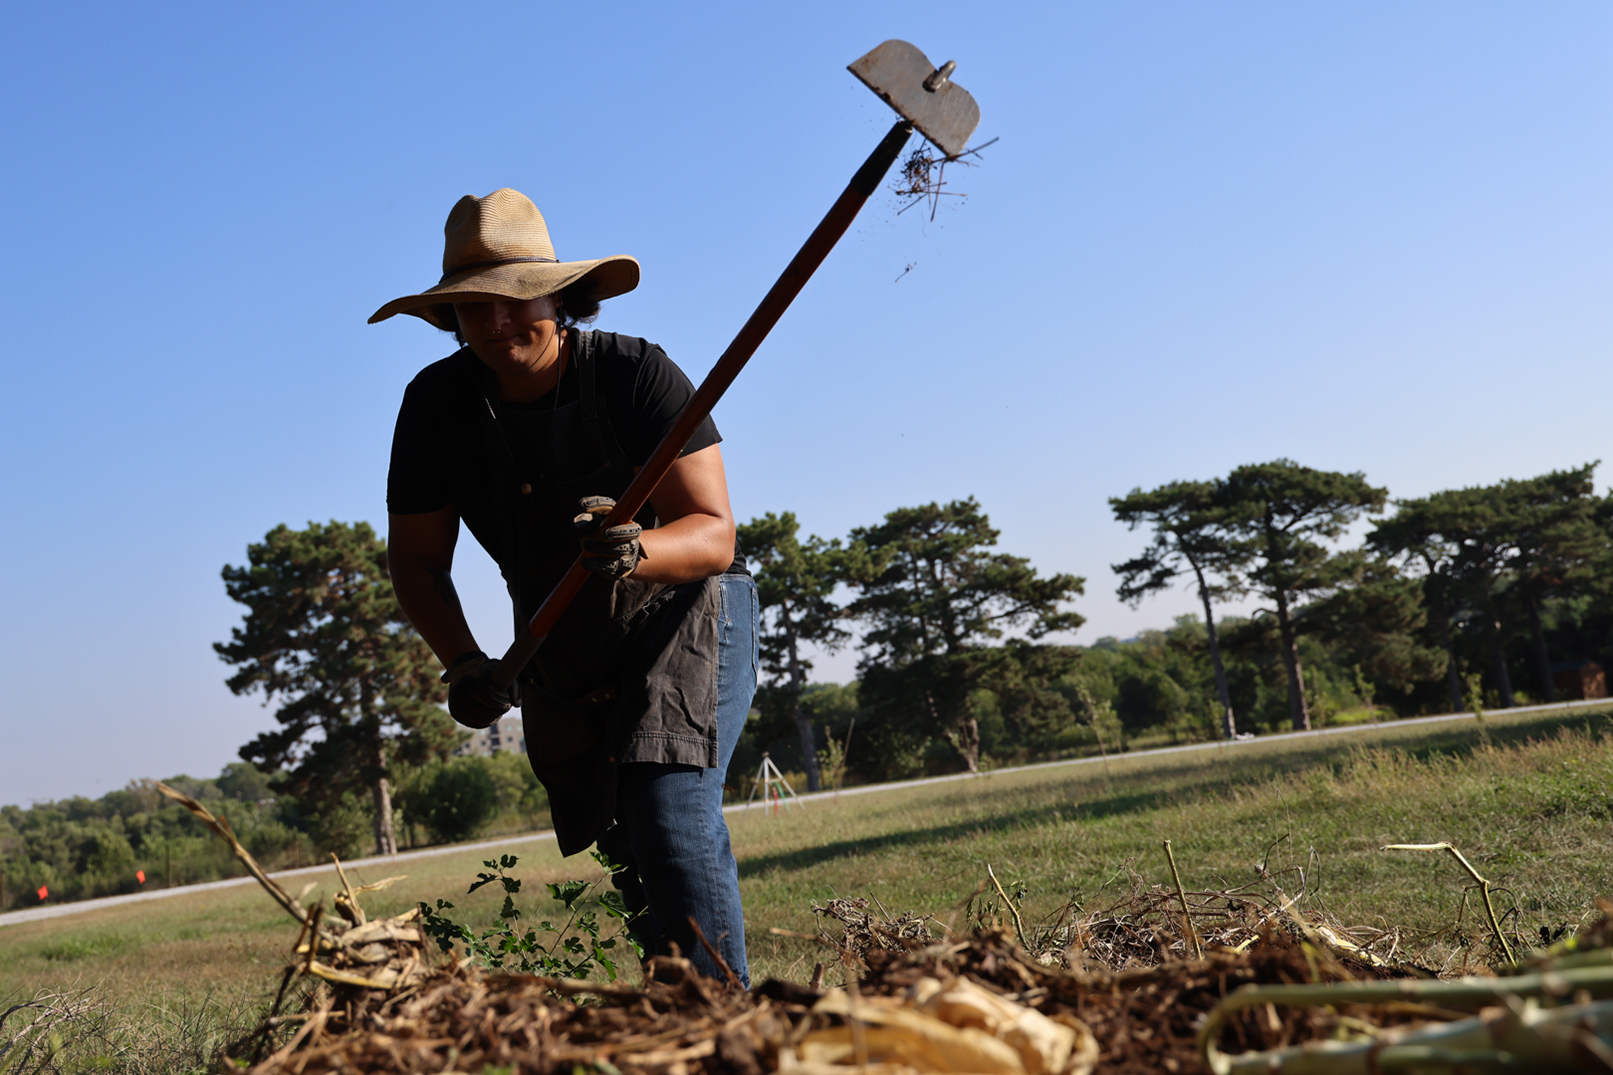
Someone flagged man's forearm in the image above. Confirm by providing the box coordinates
[391,559,481,667]
[632,513,736,584]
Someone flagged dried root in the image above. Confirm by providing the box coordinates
[811,896,943,960]
[893,136,998,221]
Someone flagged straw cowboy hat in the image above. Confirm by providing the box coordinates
[369,188,640,329]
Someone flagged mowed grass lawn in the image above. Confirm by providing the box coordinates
[738,705,1613,978]
[3,703,1611,1064]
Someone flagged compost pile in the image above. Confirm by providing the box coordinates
[235,851,1416,1074]
[240,926,1382,1075]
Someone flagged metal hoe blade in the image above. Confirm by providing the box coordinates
[849,40,980,159]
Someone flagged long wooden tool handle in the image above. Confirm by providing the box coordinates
[488,119,915,689]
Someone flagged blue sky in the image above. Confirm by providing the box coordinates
[1,2,1608,806]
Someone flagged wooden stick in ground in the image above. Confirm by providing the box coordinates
[153,780,308,924]
[985,864,1028,951]
[1093,725,1112,779]
[688,915,744,990]
[330,853,366,927]
[288,900,316,963]
[1381,842,1515,965]
[1164,839,1204,960]
[837,715,857,792]
[302,905,323,974]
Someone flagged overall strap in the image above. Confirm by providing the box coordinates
[462,350,526,496]
[460,350,528,611]
[576,328,599,421]
[573,330,633,475]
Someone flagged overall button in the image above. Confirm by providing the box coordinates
[520,483,532,495]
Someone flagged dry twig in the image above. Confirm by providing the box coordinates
[1163,839,1204,960]
[893,136,998,221]
[1381,841,1516,965]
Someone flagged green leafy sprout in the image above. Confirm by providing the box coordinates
[418,852,643,982]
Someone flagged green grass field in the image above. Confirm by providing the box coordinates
[5,703,1612,1071]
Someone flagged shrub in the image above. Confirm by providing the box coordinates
[309,794,373,859]
[415,760,500,844]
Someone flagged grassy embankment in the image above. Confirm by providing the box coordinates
[3,702,1611,1068]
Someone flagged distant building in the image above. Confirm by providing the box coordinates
[1551,661,1607,701]
[453,714,526,758]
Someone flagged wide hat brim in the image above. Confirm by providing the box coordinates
[368,255,640,330]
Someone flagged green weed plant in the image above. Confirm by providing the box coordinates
[418,853,642,982]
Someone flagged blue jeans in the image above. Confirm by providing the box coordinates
[597,573,755,986]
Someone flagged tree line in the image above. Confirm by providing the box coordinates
[737,459,1611,789]
[6,458,1605,906]
[0,752,547,912]
[0,765,294,910]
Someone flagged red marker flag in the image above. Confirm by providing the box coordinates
[136,870,146,884]
[37,885,48,901]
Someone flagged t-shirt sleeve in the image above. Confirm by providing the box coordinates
[387,376,455,514]
[617,342,721,465]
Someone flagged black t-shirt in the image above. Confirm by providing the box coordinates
[388,331,742,572]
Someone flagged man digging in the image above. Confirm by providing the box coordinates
[374,188,756,986]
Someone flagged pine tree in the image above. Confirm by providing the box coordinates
[1217,461,1388,730]
[1370,464,1608,707]
[216,521,457,855]
[1110,480,1254,739]
[846,499,1083,772]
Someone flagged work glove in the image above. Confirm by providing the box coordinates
[443,650,518,729]
[573,495,645,579]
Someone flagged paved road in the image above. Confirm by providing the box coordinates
[4,697,1605,931]
[0,830,563,929]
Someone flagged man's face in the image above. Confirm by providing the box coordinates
[454,296,562,378]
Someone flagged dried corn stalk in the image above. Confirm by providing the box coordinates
[1200,919,1613,1073]
[153,781,429,993]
